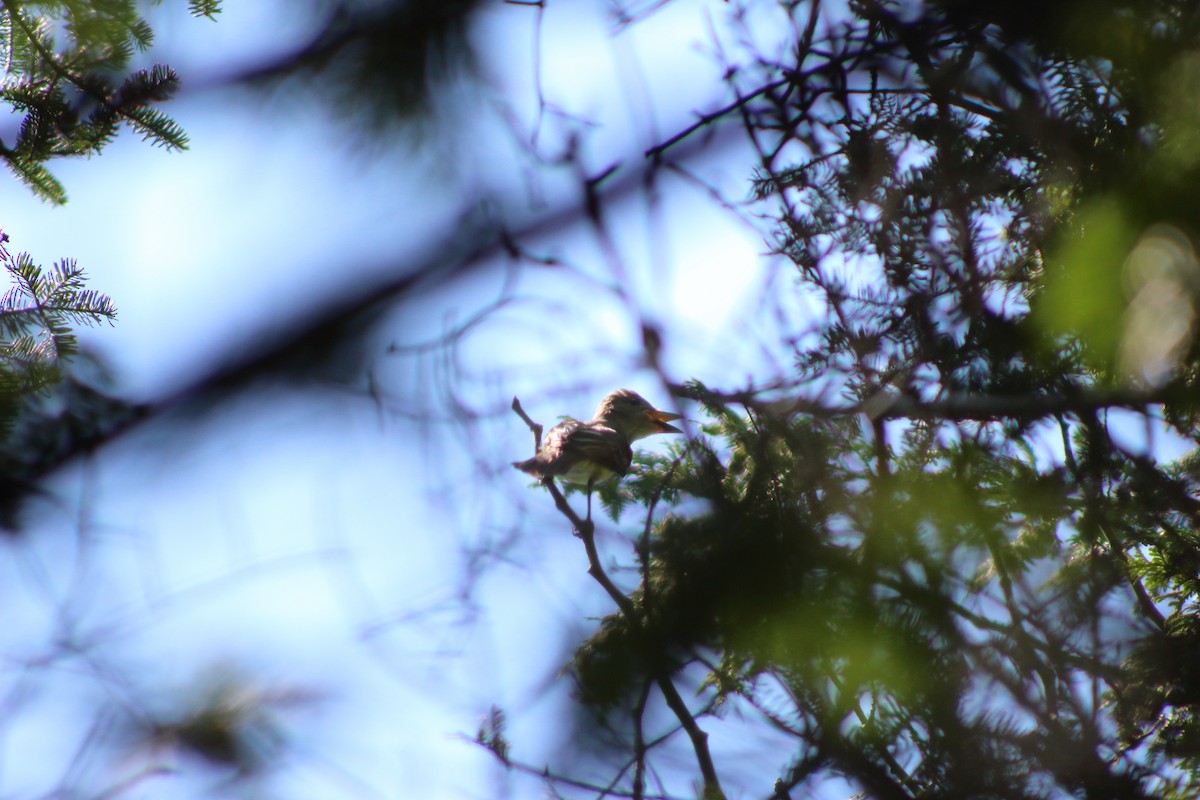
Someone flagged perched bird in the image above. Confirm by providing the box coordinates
[513,388,682,519]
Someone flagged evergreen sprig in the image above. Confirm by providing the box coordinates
[185,0,220,19]
[0,243,115,418]
[0,232,134,529]
[0,1,220,203]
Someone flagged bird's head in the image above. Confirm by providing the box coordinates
[592,388,683,441]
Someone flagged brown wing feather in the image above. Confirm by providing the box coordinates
[512,420,632,482]
[563,425,633,477]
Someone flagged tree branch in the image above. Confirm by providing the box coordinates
[673,381,1176,423]
[511,399,726,800]
[645,77,790,158]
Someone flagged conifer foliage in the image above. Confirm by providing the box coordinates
[0,1,214,525]
[0,0,220,203]
[507,2,1200,799]
[0,230,118,518]
[0,238,115,402]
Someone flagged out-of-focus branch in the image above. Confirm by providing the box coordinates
[672,381,1179,423]
[0,117,737,526]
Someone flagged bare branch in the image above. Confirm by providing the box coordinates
[511,395,544,453]
[673,382,1176,424]
[511,400,726,799]
[646,78,790,159]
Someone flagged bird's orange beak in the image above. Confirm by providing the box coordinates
[646,408,683,434]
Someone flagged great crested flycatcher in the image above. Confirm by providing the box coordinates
[513,388,682,518]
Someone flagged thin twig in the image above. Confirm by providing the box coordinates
[639,453,684,611]
[463,735,676,799]
[511,396,544,452]
[632,678,652,800]
[510,400,726,799]
[645,77,791,158]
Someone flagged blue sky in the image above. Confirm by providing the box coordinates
[6,3,1193,798]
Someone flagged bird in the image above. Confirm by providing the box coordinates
[513,388,682,520]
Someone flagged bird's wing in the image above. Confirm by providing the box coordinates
[515,420,631,480]
[514,419,585,477]
[561,424,633,477]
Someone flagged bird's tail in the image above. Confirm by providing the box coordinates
[512,457,543,477]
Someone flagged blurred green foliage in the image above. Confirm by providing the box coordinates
[557,2,1200,798]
